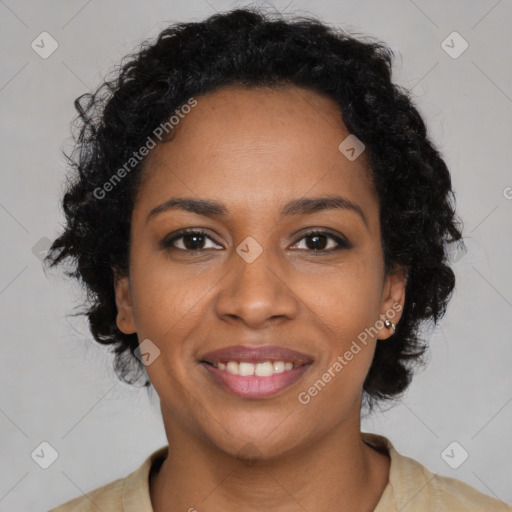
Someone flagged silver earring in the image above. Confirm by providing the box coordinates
[384,318,396,334]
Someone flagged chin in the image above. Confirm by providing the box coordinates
[203,419,302,462]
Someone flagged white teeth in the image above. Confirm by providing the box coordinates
[213,360,298,376]
[255,361,273,377]
[273,361,285,373]
[239,362,255,376]
[226,361,238,374]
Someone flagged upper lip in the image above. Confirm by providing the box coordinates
[200,345,313,366]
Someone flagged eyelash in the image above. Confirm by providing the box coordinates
[161,228,351,253]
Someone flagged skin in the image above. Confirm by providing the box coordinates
[114,84,407,512]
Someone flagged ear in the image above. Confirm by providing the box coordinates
[113,267,136,334]
[376,265,408,341]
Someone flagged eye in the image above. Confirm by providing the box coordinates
[161,228,351,253]
[161,228,222,251]
[291,230,350,252]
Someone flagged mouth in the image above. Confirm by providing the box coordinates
[199,345,313,399]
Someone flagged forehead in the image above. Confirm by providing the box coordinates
[136,85,378,224]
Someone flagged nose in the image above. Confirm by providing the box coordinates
[214,245,299,329]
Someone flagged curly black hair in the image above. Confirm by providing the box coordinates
[45,6,464,409]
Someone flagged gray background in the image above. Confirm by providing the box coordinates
[1,0,511,510]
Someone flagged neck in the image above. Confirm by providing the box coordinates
[150,408,390,512]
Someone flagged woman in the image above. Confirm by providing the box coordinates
[47,7,510,511]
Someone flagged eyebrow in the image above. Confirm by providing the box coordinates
[146,195,368,228]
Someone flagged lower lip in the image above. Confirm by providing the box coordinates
[200,362,311,399]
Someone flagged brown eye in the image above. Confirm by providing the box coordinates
[292,230,351,252]
[162,229,222,251]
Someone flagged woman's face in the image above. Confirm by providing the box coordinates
[115,85,406,458]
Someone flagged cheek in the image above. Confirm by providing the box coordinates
[302,259,383,336]
[128,259,205,405]
[296,260,382,393]
[297,288,378,414]
[128,248,207,348]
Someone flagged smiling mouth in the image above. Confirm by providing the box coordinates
[201,360,305,376]
[198,344,314,399]
[199,360,312,399]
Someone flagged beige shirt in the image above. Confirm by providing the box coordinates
[49,432,511,511]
